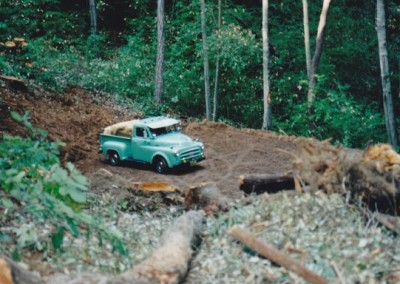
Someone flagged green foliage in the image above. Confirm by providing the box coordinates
[275,88,386,148]
[0,54,14,76]
[160,1,264,124]
[0,112,127,256]
[0,0,86,41]
[0,0,396,148]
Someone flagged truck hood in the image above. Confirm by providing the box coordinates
[153,133,199,147]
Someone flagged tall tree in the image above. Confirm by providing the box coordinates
[307,0,331,109]
[154,0,165,105]
[200,0,211,120]
[89,0,97,35]
[212,0,222,121]
[89,0,99,57]
[302,0,311,78]
[376,0,398,147]
[262,0,272,130]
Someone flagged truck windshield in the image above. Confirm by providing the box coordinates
[150,123,181,136]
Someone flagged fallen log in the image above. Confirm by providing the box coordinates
[0,75,24,84]
[0,75,28,92]
[0,256,44,284]
[121,210,204,284]
[0,210,204,284]
[132,181,180,193]
[239,173,295,194]
[229,226,328,284]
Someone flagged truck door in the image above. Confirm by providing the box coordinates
[131,126,152,162]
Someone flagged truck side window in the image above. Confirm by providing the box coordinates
[136,127,145,137]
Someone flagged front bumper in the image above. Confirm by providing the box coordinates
[181,153,206,166]
[171,151,205,168]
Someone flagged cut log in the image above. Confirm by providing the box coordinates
[103,120,138,136]
[0,256,44,284]
[0,75,24,84]
[229,226,328,284]
[0,75,28,92]
[1,211,204,284]
[4,41,16,48]
[132,181,180,193]
[121,210,204,284]
[239,173,295,194]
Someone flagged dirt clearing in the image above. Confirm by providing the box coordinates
[0,85,297,199]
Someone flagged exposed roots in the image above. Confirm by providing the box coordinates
[294,138,400,215]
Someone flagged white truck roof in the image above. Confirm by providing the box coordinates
[140,116,180,129]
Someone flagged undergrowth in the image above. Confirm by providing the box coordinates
[0,112,127,260]
[0,35,392,149]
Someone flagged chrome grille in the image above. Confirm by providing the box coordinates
[180,148,202,160]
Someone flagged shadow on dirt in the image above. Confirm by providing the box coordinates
[100,158,205,176]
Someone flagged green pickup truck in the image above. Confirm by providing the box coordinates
[99,116,205,173]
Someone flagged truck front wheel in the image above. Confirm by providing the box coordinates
[154,157,168,174]
[108,151,120,166]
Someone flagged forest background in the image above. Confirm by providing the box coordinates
[1,0,399,149]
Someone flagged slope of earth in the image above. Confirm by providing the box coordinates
[0,85,297,199]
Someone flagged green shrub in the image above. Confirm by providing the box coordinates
[275,89,386,148]
[0,112,127,257]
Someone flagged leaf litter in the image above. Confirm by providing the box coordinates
[3,169,399,283]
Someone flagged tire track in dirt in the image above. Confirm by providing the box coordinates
[209,147,255,185]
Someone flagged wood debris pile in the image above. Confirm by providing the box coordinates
[294,138,400,214]
[184,182,230,216]
[103,120,138,136]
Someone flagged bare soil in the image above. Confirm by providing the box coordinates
[0,85,297,199]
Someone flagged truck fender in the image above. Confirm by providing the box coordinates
[151,153,172,168]
[103,141,129,160]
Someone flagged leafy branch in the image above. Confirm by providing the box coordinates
[0,111,127,258]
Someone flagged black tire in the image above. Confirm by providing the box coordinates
[108,151,120,166]
[154,156,168,174]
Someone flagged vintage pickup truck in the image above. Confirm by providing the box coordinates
[99,116,205,173]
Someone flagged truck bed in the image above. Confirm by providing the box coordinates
[99,133,131,154]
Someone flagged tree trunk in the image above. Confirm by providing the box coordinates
[212,0,222,122]
[302,0,311,79]
[89,0,97,35]
[376,0,398,148]
[262,0,272,130]
[154,0,165,105]
[307,0,331,109]
[200,0,211,120]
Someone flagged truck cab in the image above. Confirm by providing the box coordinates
[99,116,205,173]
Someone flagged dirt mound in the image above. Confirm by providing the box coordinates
[0,85,297,199]
[1,85,139,167]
